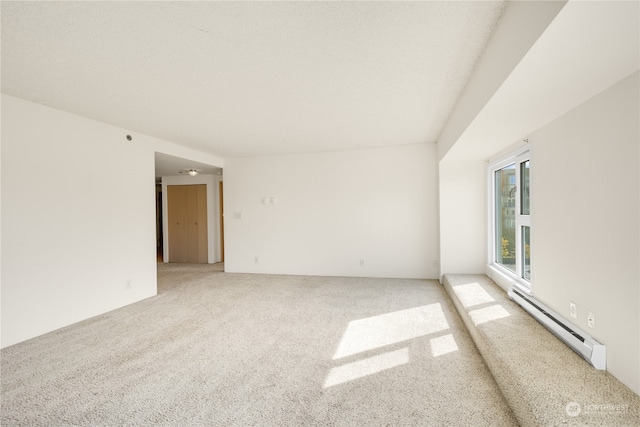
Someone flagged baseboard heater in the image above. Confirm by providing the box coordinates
[508,287,606,370]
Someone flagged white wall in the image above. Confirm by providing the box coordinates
[161,174,222,264]
[438,155,487,277]
[530,72,639,394]
[0,94,223,347]
[224,144,439,279]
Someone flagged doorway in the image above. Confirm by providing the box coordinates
[156,183,163,261]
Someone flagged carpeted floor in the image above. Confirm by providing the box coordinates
[1,263,516,426]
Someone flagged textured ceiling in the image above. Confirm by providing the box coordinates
[1,1,506,159]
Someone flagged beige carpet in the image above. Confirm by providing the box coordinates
[1,263,516,426]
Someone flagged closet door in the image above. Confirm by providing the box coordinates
[186,185,199,263]
[168,185,188,262]
[167,185,208,263]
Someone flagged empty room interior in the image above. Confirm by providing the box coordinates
[1,1,639,425]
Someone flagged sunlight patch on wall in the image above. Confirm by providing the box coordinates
[430,334,458,357]
[451,282,495,308]
[332,304,449,360]
[469,304,510,326]
[323,348,409,388]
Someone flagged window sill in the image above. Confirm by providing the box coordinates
[486,264,532,295]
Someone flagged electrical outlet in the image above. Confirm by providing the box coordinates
[126,280,132,290]
[587,311,595,329]
[254,256,259,264]
[569,302,577,319]
[359,259,365,266]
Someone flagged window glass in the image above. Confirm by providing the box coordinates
[521,161,530,215]
[495,164,516,274]
[522,226,531,281]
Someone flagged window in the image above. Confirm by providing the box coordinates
[489,147,531,289]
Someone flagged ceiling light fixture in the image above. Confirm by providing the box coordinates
[179,169,199,176]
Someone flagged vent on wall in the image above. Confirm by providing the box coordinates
[508,287,606,370]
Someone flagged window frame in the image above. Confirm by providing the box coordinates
[488,145,532,293]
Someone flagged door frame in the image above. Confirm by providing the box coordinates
[160,174,222,264]
[219,180,225,262]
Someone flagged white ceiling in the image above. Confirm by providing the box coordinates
[155,152,222,179]
[1,0,507,163]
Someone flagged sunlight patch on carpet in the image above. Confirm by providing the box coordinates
[451,282,495,309]
[430,334,459,357]
[332,304,449,360]
[323,348,409,388]
[469,304,510,326]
